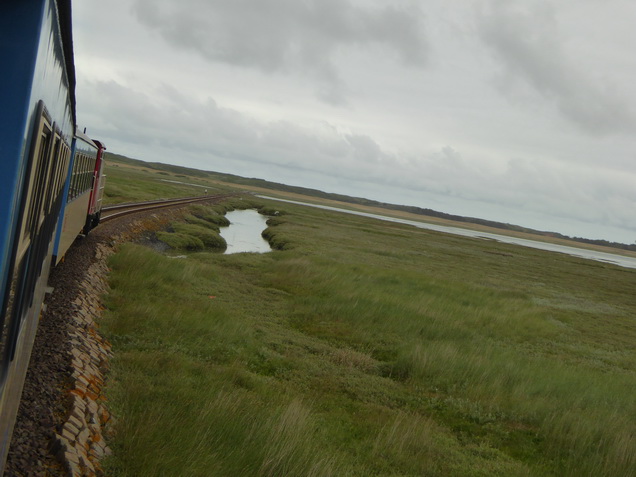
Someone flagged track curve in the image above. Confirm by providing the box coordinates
[100,193,237,223]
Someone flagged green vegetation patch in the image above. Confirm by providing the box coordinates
[188,205,230,227]
[258,205,287,217]
[156,225,226,252]
[183,214,221,231]
[102,199,636,476]
[102,157,230,205]
[171,223,227,248]
[261,226,293,251]
[155,231,205,251]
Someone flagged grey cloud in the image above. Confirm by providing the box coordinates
[478,1,635,135]
[345,134,386,163]
[131,0,428,104]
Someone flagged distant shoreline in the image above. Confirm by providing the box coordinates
[108,152,636,254]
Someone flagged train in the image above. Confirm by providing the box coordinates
[0,0,106,471]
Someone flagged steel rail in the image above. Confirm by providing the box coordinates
[100,193,237,223]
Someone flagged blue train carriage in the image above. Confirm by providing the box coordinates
[54,130,106,264]
[0,0,76,469]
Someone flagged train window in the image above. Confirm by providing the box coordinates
[51,141,61,199]
[22,115,53,242]
[85,156,91,192]
[72,155,80,198]
[52,139,64,198]
[87,157,96,192]
[73,154,80,199]
[80,155,87,193]
[43,133,61,214]
[52,142,64,198]
[66,148,99,200]
[35,129,55,218]
[84,155,90,191]
[47,133,70,213]
[68,152,83,201]
[76,155,81,194]
[82,155,89,192]
[59,144,71,197]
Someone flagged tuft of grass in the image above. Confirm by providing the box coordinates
[188,205,231,227]
[171,223,227,249]
[266,216,286,227]
[261,227,293,250]
[183,214,222,231]
[155,231,205,251]
[258,206,286,217]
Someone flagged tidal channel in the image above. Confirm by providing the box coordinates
[220,209,271,254]
[258,196,636,270]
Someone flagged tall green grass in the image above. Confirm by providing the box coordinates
[102,198,636,476]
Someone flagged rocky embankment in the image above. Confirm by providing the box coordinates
[50,243,113,476]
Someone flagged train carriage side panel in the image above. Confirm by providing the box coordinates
[51,133,79,263]
[53,131,98,263]
[0,0,75,470]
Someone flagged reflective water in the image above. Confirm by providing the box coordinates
[220,209,272,254]
[258,196,636,270]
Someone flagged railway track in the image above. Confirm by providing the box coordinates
[100,193,237,222]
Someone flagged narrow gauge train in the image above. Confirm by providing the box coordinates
[0,0,106,471]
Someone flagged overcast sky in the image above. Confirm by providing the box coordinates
[72,0,636,243]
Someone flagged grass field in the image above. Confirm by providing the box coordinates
[102,160,233,205]
[100,191,636,476]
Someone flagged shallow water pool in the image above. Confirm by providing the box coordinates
[220,209,271,254]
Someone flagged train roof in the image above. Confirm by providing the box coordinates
[75,128,99,149]
[57,0,77,130]
[74,130,106,152]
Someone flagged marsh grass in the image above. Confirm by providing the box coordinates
[155,231,206,250]
[103,161,223,205]
[188,205,231,227]
[102,197,636,476]
[171,223,227,248]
